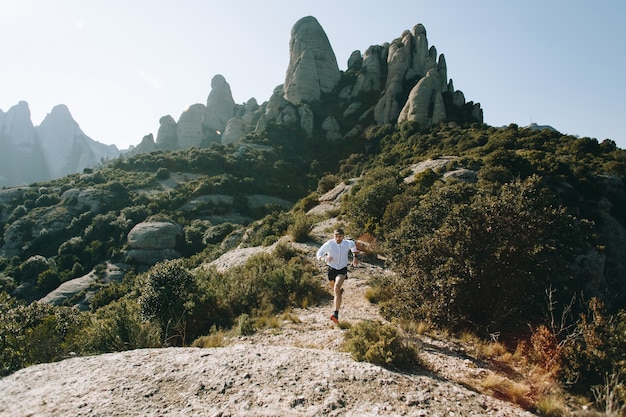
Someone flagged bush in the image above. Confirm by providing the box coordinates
[67,298,161,355]
[343,320,420,370]
[561,298,626,392]
[137,260,198,346]
[288,212,313,242]
[382,176,585,334]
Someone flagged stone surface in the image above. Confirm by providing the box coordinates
[204,74,236,136]
[127,221,183,250]
[155,115,178,149]
[130,133,157,155]
[0,101,120,187]
[176,103,206,149]
[283,16,341,104]
[398,68,447,125]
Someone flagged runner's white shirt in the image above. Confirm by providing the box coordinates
[316,238,357,270]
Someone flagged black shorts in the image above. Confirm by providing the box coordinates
[328,266,348,281]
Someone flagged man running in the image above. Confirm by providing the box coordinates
[316,228,358,323]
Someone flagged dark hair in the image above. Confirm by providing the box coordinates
[334,228,345,235]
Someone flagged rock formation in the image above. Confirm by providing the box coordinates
[0,102,49,186]
[126,221,183,264]
[155,115,178,149]
[398,68,447,125]
[130,134,157,155]
[203,74,236,138]
[0,102,120,187]
[36,105,120,179]
[283,16,341,105]
[176,103,206,149]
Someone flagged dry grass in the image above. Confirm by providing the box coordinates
[479,372,533,409]
[535,393,567,417]
[191,330,227,348]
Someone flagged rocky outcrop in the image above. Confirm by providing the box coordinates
[126,221,183,265]
[398,68,447,125]
[283,16,341,105]
[36,104,120,179]
[0,102,120,187]
[221,98,260,145]
[176,104,206,149]
[155,115,178,149]
[204,74,236,137]
[0,102,49,187]
[130,133,157,155]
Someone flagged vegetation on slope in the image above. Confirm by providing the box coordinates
[1,119,626,413]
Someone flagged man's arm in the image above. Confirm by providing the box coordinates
[316,241,329,261]
[350,240,359,266]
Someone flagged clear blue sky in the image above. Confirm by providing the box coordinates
[2,0,625,150]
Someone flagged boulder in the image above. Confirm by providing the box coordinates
[125,248,181,265]
[283,16,340,104]
[127,221,183,250]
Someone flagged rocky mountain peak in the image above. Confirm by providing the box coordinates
[204,74,236,135]
[0,101,120,187]
[283,16,341,104]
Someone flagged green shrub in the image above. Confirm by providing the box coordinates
[343,320,420,370]
[383,176,585,333]
[75,298,161,354]
[137,260,198,346]
[288,212,313,242]
[236,313,256,336]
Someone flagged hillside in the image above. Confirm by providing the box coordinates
[0,212,536,417]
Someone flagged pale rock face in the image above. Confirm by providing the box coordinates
[374,31,415,124]
[1,101,38,149]
[0,101,120,187]
[204,74,236,135]
[221,117,245,145]
[411,24,430,78]
[265,85,290,120]
[298,105,314,137]
[0,101,48,186]
[156,115,178,150]
[284,16,340,104]
[131,134,157,155]
[347,50,363,71]
[322,116,342,141]
[36,105,119,178]
[349,45,386,100]
[221,98,261,145]
[398,69,447,125]
[127,221,183,250]
[176,104,206,149]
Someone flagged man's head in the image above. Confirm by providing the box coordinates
[333,228,345,243]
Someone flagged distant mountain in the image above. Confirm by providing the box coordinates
[0,101,120,187]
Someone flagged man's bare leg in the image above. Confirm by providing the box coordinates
[333,274,346,313]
